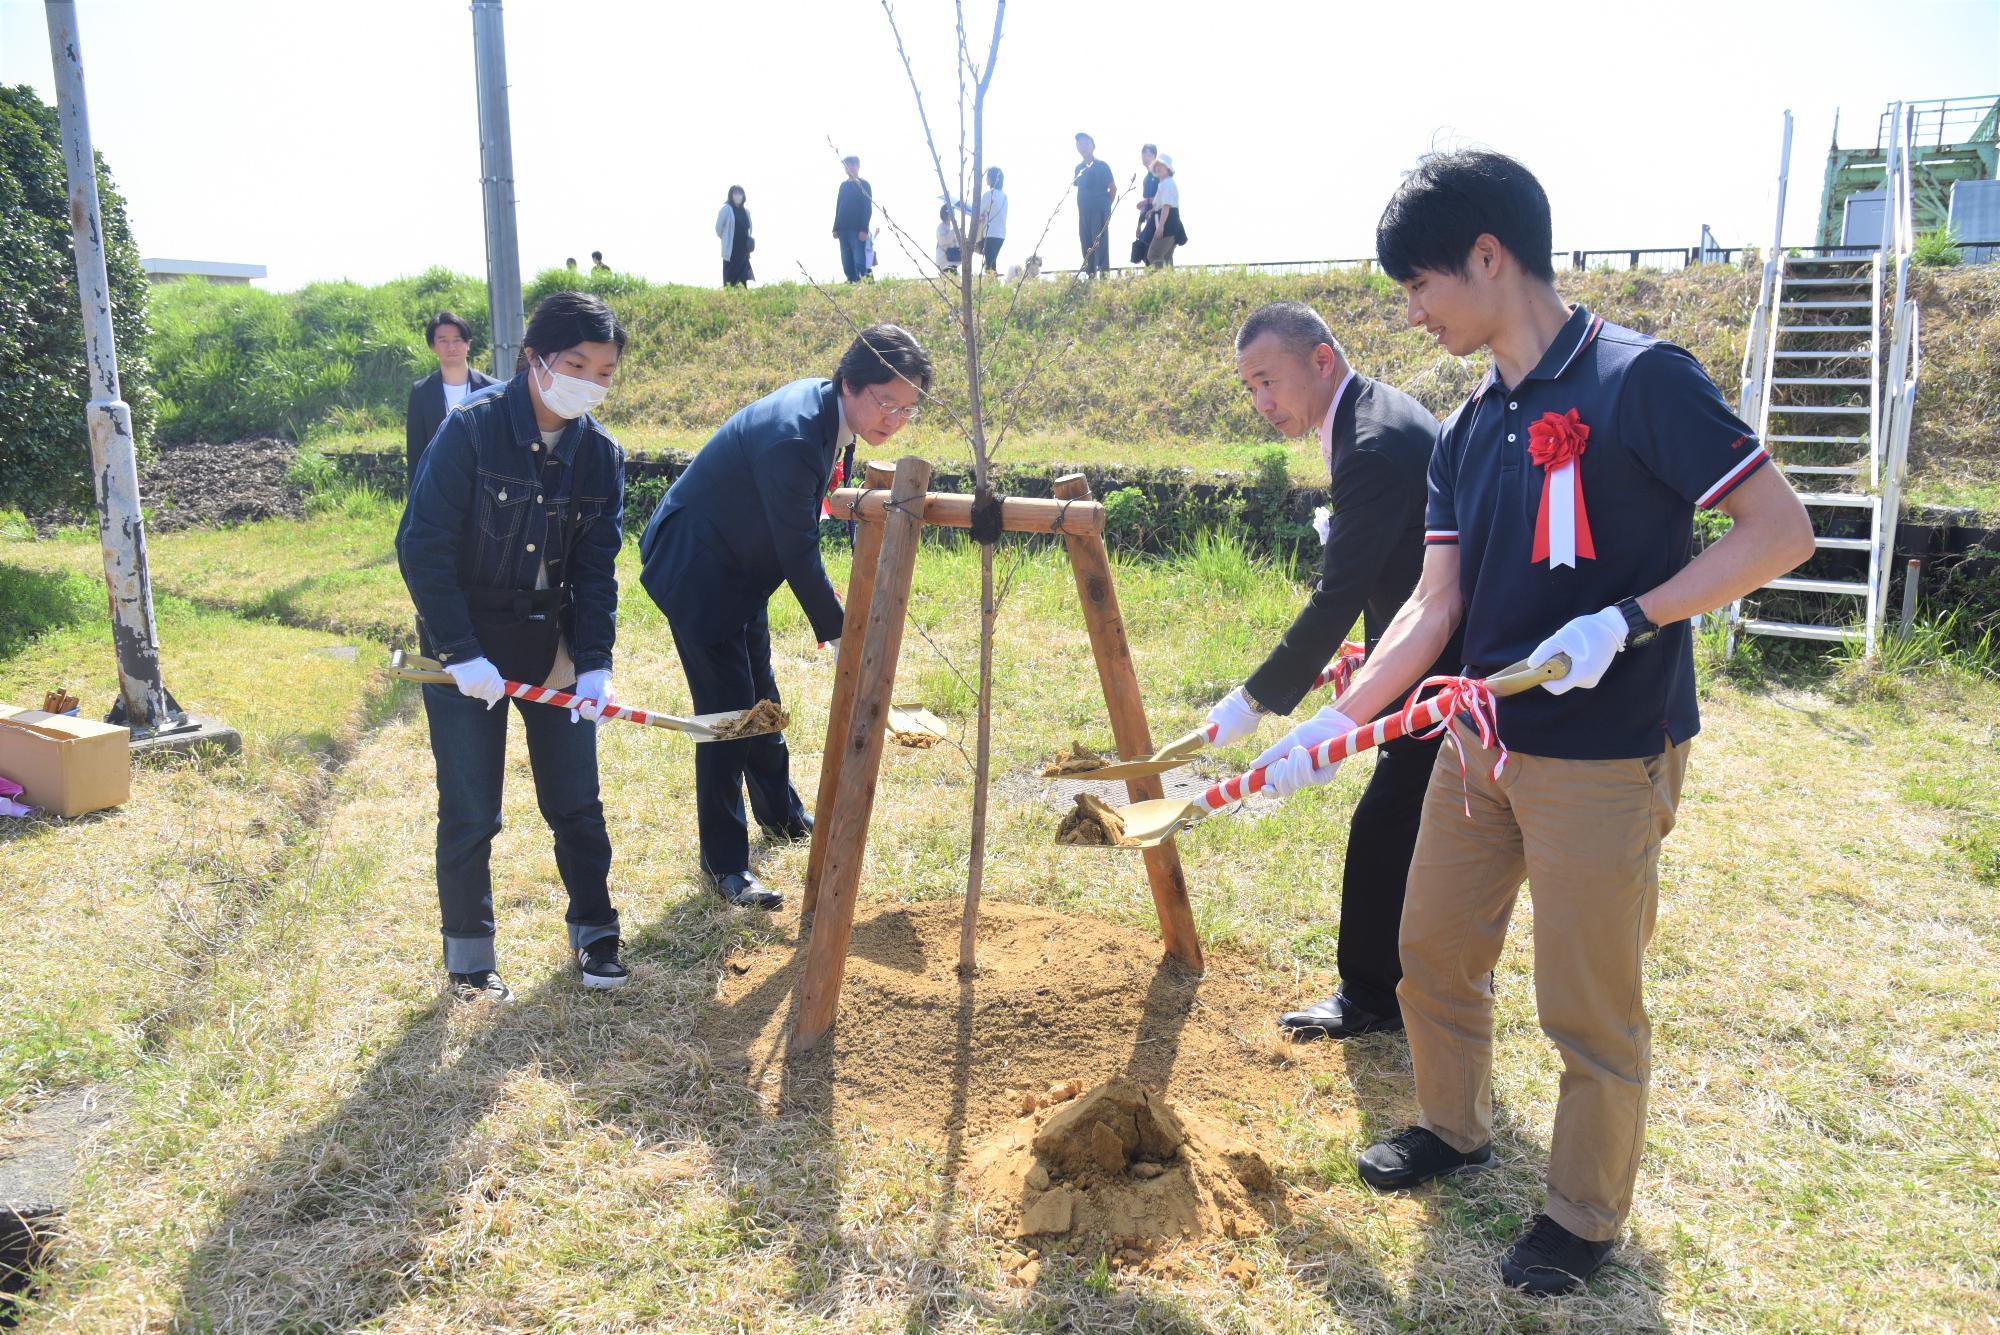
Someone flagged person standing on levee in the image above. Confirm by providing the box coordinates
[1203,301,1464,1042]
[638,325,931,911]
[397,291,632,1004]
[1260,149,1812,1295]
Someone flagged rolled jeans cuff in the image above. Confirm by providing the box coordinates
[442,932,497,974]
[567,915,620,952]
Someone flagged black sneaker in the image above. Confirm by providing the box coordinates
[447,969,514,1004]
[1500,1214,1613,1296]
[578,937,630,990]
[1356,1125,1493,1190]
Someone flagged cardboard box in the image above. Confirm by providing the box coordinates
[0,704,130,818]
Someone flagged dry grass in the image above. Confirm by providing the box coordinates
[3,512,1997,1332]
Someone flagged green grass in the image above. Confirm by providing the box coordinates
[3,513,1998,1331]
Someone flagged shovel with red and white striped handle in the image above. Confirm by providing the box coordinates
[1101,652,1571,849]
[384,650,781,741]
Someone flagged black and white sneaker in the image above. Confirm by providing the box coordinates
[578,937,630,989]
[448,969,514,1004]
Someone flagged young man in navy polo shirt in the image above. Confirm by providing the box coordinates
[1257,150,1814,1295]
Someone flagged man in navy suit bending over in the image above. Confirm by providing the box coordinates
[639,324,931,909]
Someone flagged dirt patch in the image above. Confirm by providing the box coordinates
[140,438,305,531]
[32,437,307,535]
[966,1076,1276,1247]
[695,899,1335,1162]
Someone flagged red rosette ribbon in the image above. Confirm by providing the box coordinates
[1527,408,1594,568]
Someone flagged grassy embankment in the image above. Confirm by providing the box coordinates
[2,496,1998,1331]
[150,263,2000,513]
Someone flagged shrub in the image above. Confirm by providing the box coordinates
[1911,226,1963,268]
[0,83,155,513]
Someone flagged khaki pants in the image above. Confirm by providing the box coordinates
[1145,231,1178,267]
[1397,720,1688,1241]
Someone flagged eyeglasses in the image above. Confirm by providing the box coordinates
[868,386,921,422]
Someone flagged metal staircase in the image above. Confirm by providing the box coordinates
[1730,104,1923,656]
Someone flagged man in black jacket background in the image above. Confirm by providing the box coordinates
[832,156,874,283]
[1205,301,1463,1040]
[406,311,498,481]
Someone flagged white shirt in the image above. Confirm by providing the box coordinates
[442,376,472,411]
[1152,175,1180,213]
[935,221,957,268]
[1317,369,1355,476]
[980,187,1008,239]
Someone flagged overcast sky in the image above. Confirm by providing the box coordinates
[3,0,1995,291]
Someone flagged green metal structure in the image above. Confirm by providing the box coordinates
[1817,95,1998,247]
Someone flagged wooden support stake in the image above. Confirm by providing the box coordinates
[825,487,1106,536]
[804,461,896,913]
[792,455,933,1051]
[1051,473,1203,973]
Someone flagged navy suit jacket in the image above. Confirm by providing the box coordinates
[406,367,498,480]
[639,377,847,645]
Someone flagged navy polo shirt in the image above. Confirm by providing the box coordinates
[1424,306,1768,759]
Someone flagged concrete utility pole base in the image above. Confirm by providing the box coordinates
[127,715,242,760]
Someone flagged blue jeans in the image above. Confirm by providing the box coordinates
[839,232,869,283]
[422,682,618,973]
[668,605,810,878]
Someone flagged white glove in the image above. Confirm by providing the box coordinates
[1204,686,1263,746]
[822,637,840,652]
[443,656,506,709]
[1252,705,1358,771]
[570,669,614,724]
[1264,744,1342,798]
[1527,606,1628,694]
[1312,505,1332,547]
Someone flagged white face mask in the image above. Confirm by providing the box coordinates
[532,352,609,420]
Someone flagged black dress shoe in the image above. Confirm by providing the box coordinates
[1277,992,1403,1041]
[1500,1214,1613,1296]
[711,870,783,910]
[1356,1125,1493,1190]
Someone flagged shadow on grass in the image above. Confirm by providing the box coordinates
[165,888,835,1331]
[0,563,100,661]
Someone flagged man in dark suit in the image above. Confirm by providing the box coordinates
[639,324,931,908]
[1203,301,1463,1040]
[833,156,874,283]
[406,311,498,481]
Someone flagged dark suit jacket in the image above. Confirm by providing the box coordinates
[406,368,498,480]
[638,377,847,646]
[832,178,874,233]
[1245,375,1465,717]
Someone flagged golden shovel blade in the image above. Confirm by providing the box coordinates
[1053,727,1209,782]
[1114,796,1209,848]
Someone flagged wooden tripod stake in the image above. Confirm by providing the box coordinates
[792,464,1200,1053]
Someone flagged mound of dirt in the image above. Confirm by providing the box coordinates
[139,438,305,531]
[966,1076,1276,1246]
[695,899,1336,1157]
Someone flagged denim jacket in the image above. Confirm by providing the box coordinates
[395,370,623,674]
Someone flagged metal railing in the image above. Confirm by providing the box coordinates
[1875,94,1999,151]
[1042,243,1747,281]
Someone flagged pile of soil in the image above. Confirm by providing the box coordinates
[709,699,790,738]
[1055,792,1137,847]
[1041,741,1109,777]
[966,1076,1276,1246]
[139,438,305,531]
[696,899,1333,1167]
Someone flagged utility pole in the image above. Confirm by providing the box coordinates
[471,0,524,379]
[45,1,181,739]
